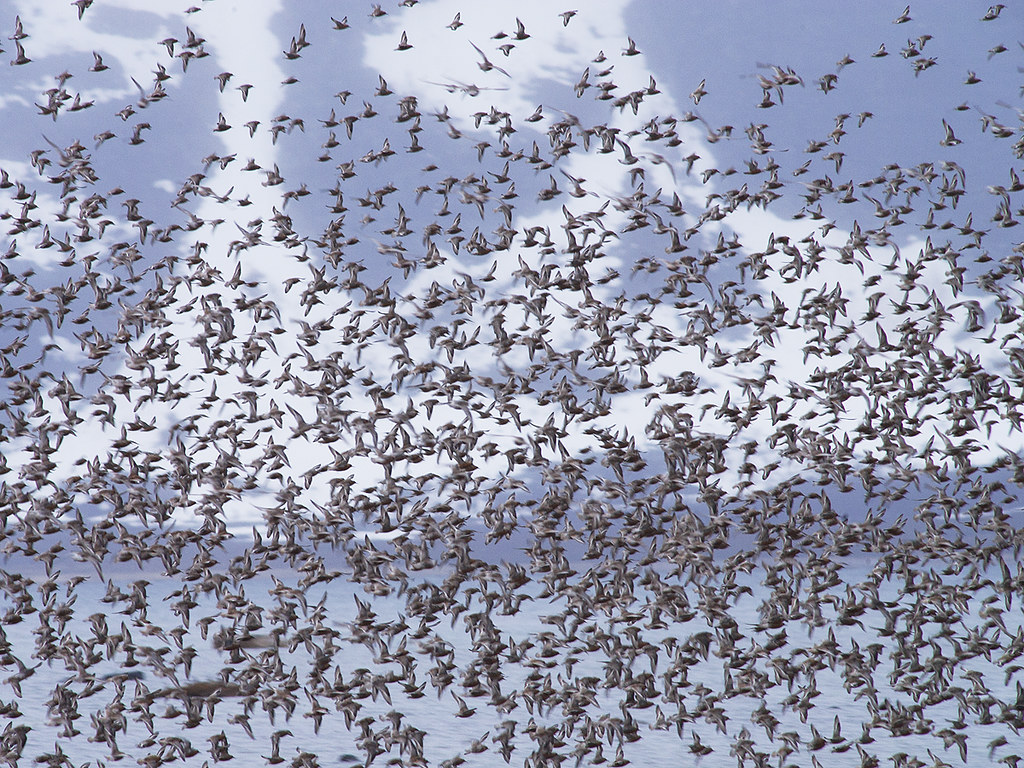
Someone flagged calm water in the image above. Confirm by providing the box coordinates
[2,553,1021,768]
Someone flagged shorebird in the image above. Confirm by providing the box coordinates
[0,7,1021,768]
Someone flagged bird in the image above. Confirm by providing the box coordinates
[691,78,707,104]
[469,42,510,77]
[940,119,961,146]
[11,40,31,65]
[981,4,1004,20]
[1,6,1022,768]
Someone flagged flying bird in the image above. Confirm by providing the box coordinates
[470,42,510,76]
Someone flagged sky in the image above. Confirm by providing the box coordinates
[1,0,1023,535]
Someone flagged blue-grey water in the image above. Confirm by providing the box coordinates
[4,550,1021,768]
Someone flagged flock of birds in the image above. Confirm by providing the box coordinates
[1,1,1024,767]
